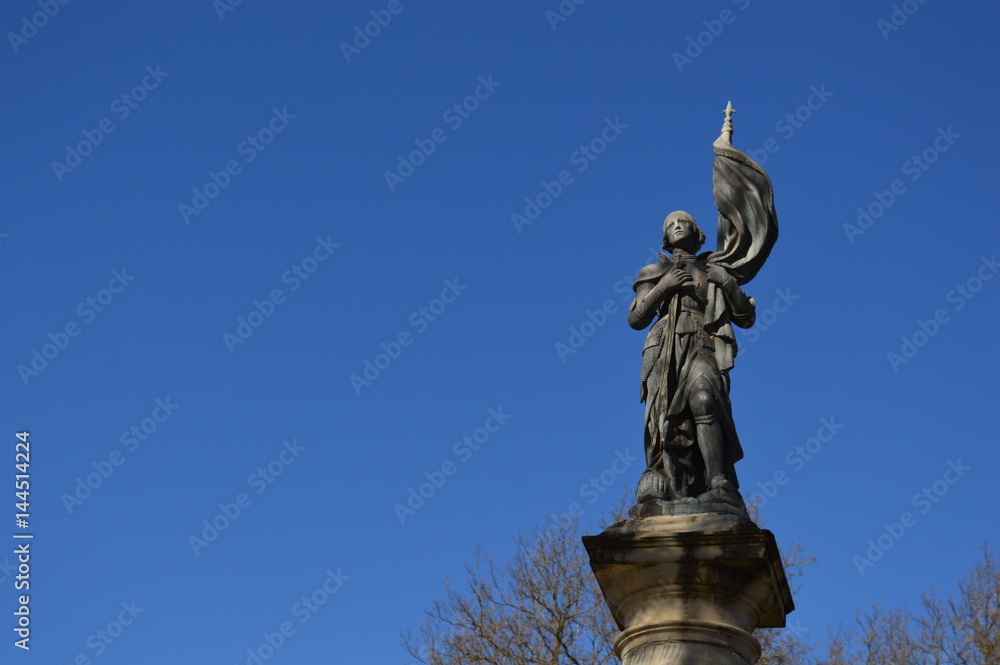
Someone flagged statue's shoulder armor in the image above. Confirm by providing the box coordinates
[635,256,671,285]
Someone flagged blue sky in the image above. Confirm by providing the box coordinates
[3,0,998,663]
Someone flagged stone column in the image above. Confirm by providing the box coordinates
[583,513,794,665]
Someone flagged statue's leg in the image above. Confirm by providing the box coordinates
[690,386,730,491]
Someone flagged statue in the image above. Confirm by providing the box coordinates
[629,103,779,517]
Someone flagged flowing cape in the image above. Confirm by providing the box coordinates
[709,142,779,285]
[703,140,779,370]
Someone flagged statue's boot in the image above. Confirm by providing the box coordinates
[635,468,669,503]
[694,413,730,491]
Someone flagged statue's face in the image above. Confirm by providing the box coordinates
[665,216,696,245]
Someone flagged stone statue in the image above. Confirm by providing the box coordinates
[629,103,779,517]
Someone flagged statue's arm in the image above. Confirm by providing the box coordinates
[629,269,686,330]
[709,265,756,328]
[628,282,661,330]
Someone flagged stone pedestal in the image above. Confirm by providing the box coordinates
[583,513,793,665]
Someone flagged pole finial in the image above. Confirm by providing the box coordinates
[716,101,735,147]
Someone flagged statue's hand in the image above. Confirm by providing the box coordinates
[706,264,732,286]
[659,268,692,292]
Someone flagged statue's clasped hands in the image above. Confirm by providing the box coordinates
[659,268,693,293]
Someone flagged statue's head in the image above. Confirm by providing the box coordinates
[661,211,706,254]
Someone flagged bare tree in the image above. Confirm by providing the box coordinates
[752,501,815,665]
[404,494,996,665]
[403,511,618,665]
[403,499,814,665]
[820,545,999,665]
